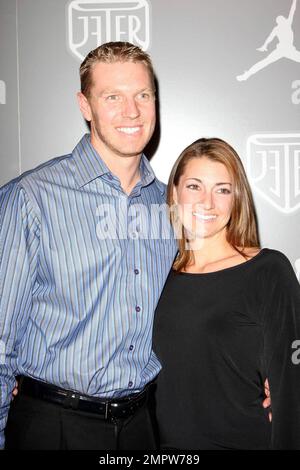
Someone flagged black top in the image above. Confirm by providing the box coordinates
[153,249,300,449]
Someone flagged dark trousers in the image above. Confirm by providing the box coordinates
[5,394,157,450]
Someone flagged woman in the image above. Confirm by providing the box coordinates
[153,138,300,450]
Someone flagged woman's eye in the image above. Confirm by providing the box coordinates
[186,184,200,190]
[217,188,231,194]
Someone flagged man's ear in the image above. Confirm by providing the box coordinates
[77,92,92,122]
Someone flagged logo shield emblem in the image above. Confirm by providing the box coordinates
[246,133,300,214]
[67,0,150,61]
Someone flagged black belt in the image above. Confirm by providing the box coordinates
[19,376,151,421]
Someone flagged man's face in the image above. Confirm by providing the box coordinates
[78,61,156,160]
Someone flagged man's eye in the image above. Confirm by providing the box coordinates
[137,92,152,101]
[106,95,120,101]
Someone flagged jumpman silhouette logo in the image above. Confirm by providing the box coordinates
[237,0,300,81]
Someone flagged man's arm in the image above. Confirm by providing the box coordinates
[288,0,297,24]
[0,182,40,448]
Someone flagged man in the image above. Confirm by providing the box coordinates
[0,42,177,450]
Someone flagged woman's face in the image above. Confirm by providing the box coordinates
[173,157,234,241]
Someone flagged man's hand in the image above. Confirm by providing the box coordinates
[263,378,272,422]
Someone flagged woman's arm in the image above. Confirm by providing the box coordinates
[262,252,300,449]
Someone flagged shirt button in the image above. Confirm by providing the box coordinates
[129,345,134,351]
[131,232,138,239]
[128,381,133,388]
[135,306,141,312]
[134,269,139,275]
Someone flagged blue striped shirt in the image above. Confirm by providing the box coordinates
[0,134,177,447]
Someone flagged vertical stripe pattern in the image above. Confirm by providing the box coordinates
[0,134,177,447]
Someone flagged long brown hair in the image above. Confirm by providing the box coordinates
[167,138,260,272]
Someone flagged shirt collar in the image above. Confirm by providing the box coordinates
[140,157,166,195]
[72,134,110,187]
[71,133,165,194]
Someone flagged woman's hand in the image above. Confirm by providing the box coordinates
[12,381,19,400]
[263,378,272,422]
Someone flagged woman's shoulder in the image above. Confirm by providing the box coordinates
[259,247,292,265]
[256,248,297,283]
[243,247,288,262]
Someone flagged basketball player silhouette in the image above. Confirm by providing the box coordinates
[237,0,300,81]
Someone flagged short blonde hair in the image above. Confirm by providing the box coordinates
[80,41,155,98]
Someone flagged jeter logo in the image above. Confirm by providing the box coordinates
[67,0,150,61]
[246,133,300,214]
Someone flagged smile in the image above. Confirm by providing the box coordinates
[192,213,217,221]
[116,127,141,135]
